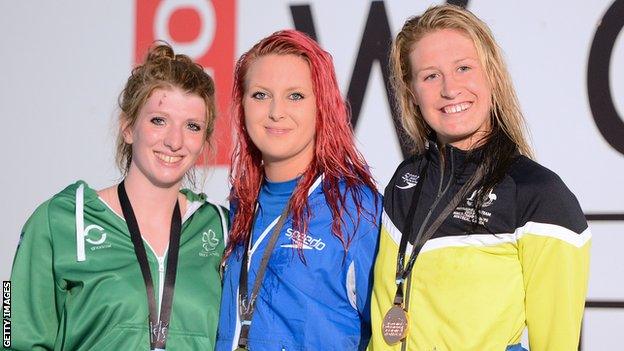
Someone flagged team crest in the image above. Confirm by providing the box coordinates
[200,230,220,257]
[466,189,497,208]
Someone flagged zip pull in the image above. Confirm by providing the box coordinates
[157,256,165,272]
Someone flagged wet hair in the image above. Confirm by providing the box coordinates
[116,42,216,183]
[226,30,377,258]
[391,4,534,230]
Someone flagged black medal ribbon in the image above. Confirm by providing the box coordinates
[236,198,293,350]
[118,181,182,350]
[393,162,428,306]
[393,162,485,307]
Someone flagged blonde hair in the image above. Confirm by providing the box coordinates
[116,42,217,183]
[391,4,533,158]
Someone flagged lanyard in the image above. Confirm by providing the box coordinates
[236,199,292,350]
[393,161,428,305]
[117,181,182,350]
[393,162,485,307]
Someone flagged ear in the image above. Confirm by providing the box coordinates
[408,88,419,108]
[120,115,134,144]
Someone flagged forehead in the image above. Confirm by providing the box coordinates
[409,28,480,68]
[142,87,206,115]
[245,54,313,88]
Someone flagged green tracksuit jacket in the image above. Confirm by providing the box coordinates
[8,181,227,350]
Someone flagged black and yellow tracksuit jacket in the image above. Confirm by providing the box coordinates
[368,144,591,351]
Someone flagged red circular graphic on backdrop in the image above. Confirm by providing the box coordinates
[167,8,201,43]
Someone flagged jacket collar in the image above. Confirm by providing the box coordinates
[424,136,484,180]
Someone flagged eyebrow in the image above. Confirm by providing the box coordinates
[186,117,206,122]
[414,57,479,74]
[246,84,307,92]
[454,57,478,63]
[415,65,437,73]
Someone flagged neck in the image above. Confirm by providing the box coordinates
[263,157,311,183]
[441,129,490,151]
[123,167,182,216]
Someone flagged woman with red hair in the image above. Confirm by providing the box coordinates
[216,30,381,351]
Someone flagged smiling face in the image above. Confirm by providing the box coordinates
[409,28,492,150]
[243,54,317,181]
[123,87,207,189]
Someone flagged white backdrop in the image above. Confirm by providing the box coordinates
[1,1,623,349]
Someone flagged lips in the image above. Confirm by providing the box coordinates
[441,102,472,114]
[154,151,182,164]
[265,126,291,135]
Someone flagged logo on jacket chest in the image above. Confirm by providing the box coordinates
[84,224,111,251]
[453,189,497,225]
[466,189,497,208]
[199,229,220,257]
[281,228,326,250]
[396,172,420,190]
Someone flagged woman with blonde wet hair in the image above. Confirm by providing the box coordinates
[369,5,590,351]
[10,43,227,350]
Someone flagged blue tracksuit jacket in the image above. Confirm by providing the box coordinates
[216,176,382,351]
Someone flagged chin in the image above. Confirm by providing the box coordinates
[261,150,291,163]
[148,174,186,189]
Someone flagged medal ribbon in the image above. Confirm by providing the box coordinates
[236,197,293,350]
[393,162,428,306]
[393,163,486,307]
[118,181,182,350]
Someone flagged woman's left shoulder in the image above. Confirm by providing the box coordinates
[507,156,587,230]
[507,155,570,192]
[181,189,229,226]
[339,181,382,209]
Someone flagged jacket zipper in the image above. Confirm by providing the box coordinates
[156,255,165,319]
[402,147,455,351]
[414,147,455,241]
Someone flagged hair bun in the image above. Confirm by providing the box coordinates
[145,42,176,63]
[145,42,195,65]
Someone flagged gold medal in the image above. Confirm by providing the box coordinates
[234,348,247,351]
[382,305,409,345]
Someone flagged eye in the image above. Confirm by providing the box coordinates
[423,73,439,81]
[187,122,202,132]
[251,91,268,100]
[289,92,304,101]
[150,116,166,125]
[458,65,471,73]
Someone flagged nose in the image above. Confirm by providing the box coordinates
[164,126,183,151]
[441,75,461,99]
[269,99,285,121]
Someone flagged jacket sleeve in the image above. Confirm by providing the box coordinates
[348,190,382,350]
[367,210,403,351]
[9,201,61,350]
[517,175,591,351]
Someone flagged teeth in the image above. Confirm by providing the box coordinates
[155,152,182,163]
[443,102,471,114]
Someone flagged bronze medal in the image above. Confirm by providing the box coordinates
[382,305,409,345]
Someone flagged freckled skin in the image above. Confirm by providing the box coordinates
[124,88,207,189]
